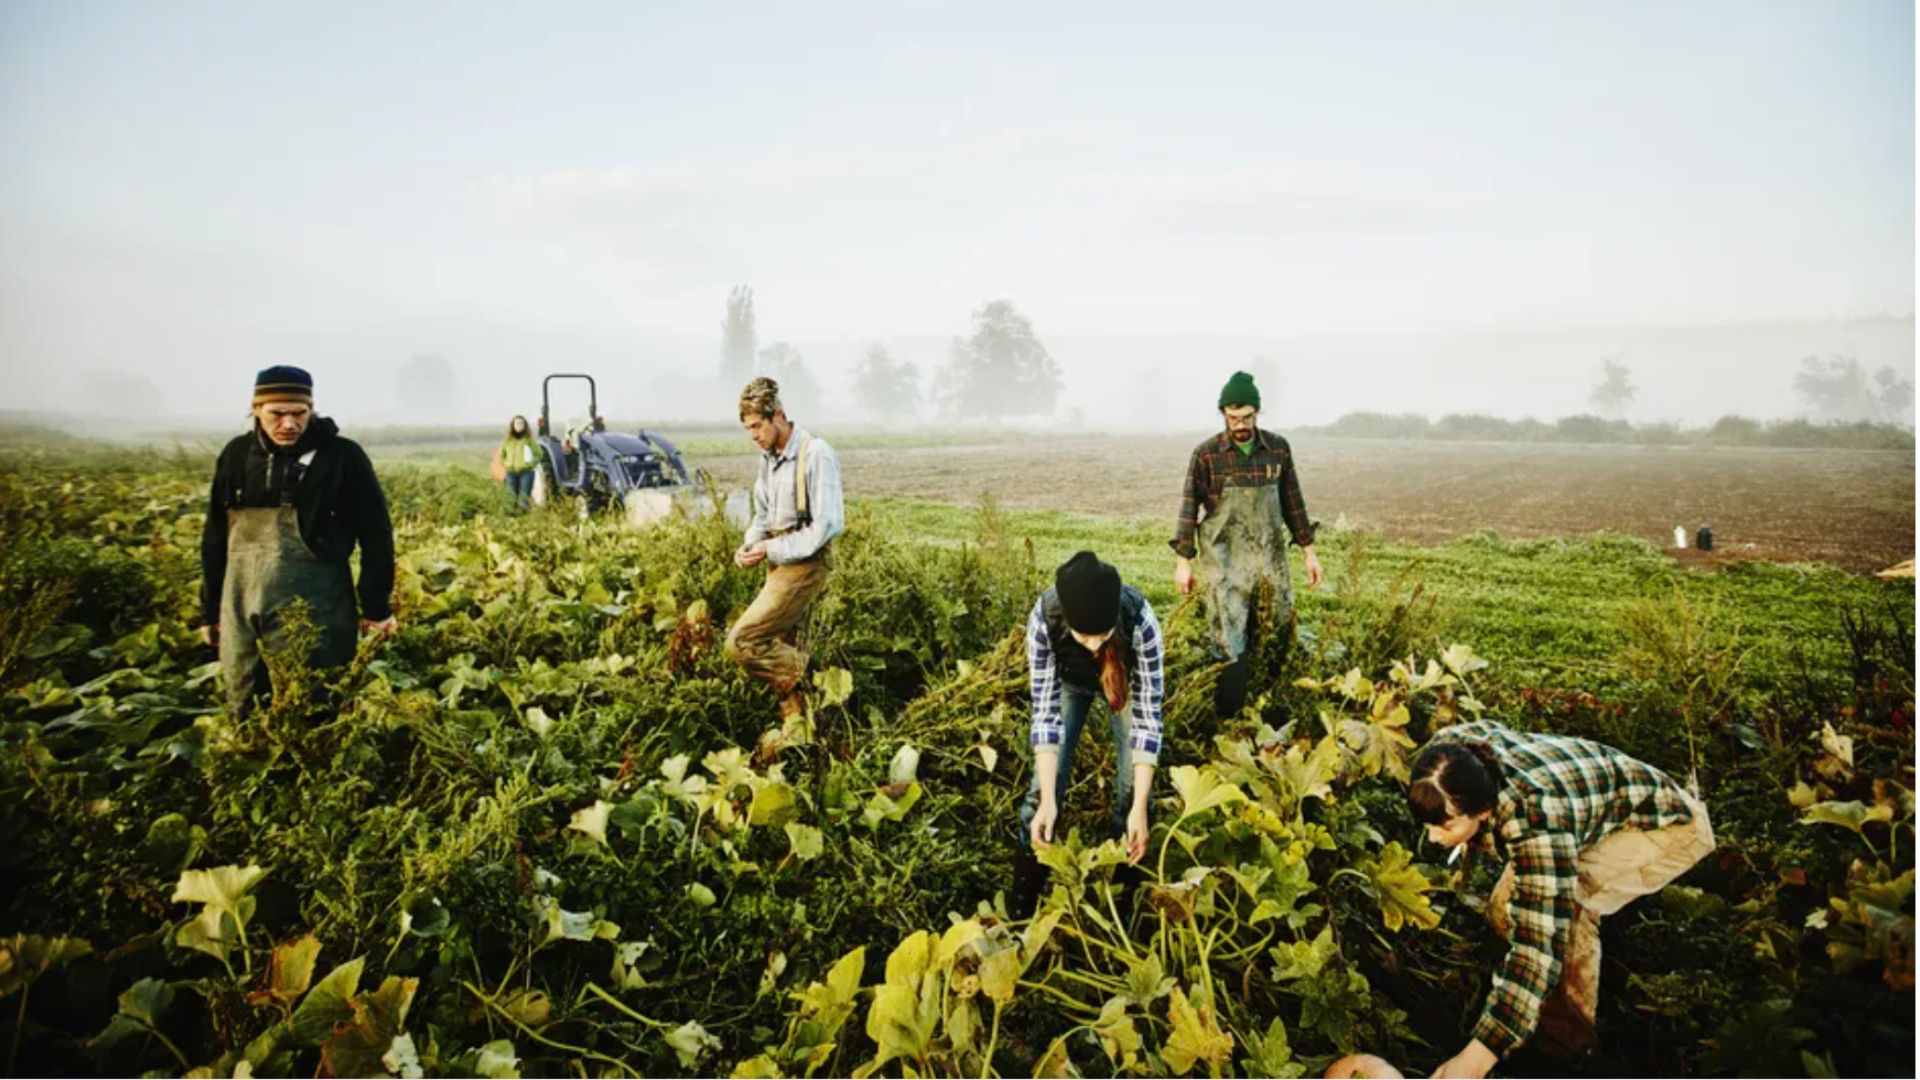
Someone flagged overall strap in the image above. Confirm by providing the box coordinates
[793,433,812,526]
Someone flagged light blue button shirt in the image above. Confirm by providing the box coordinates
[743,425,845,564]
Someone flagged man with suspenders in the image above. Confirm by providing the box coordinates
[196,366,396,718]
[728,376,846,719]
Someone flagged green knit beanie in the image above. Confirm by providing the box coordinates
[1217,370,1260,410]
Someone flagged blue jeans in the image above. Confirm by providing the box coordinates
[1017,687,1136,849]
[506,470,534,509]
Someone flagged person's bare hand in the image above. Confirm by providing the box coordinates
[736,543,768,568]
[1029,798,1058,848]
[363,616,398,639]
[1302,547,1325,589]
[198,624,218,647]
[1431,1039,1496,1079]
[1125,804,1150,863]
[1174,556,1195,595]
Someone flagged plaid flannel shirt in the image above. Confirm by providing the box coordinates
[1430,720,1700,1058]
[1169,428,1316,558]
[1025,596,1165,766]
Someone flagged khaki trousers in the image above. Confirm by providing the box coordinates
[1488,792,1715,1055]
[725,553,831,695]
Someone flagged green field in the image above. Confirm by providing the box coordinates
[0,444,1912,1078]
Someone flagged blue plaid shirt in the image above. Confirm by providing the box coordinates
[1025,596,1165,766]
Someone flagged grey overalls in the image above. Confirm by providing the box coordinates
[1197,481,1294,661]
[218,451,358,717]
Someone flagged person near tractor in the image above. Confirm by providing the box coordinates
[1008,551,1165,917]
[496,415,538,510]
[726,377,844,719]
[197,366,397,717]
[1170,370,1324,718]
[1410,720,1714,1077]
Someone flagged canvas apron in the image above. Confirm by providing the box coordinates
[219,505,358,716]
[1196,482,1294,661]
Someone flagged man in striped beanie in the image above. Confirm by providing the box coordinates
[197,366,396,717]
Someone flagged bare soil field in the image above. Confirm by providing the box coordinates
[700,434,1915,574]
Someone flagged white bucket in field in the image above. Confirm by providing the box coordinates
[1673,524,1688,549]
[624,490,676,527]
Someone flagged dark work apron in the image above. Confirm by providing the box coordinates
[218,505,357,716]
[1196,483,1294,660]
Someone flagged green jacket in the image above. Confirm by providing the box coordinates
[500,435,539,474]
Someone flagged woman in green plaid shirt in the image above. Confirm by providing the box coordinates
[1409,721,1714,1077]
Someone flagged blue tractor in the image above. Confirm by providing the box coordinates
[532,373,698,520]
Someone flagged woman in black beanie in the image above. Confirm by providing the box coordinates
[1008,551,1166,916]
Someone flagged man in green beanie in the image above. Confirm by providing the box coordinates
[1170,370,1323,717]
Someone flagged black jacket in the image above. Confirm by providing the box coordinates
[198,418,395,626]
[1040,584,1145,694]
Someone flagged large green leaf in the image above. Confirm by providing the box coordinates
[1169,765,1247,818]
[1240,1016,1306,1078]
[290,956,365,1046]
[748,781,799,827]
[1092,995,1141,1071]
[173,864,268,963]
[1121,952,1174,1009]
[1801,800,1894,836]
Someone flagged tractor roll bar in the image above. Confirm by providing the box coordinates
[540,374,598,435]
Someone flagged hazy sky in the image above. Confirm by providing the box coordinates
[1,1,1913,423]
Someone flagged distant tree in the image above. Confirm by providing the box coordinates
[851,344,921,420]
[936,299,1063,419]
[1588,356,1636,417]
[397,354,458,419]
[756,342,820,421]
[1874,366,1914,426]
[721,286,757,385]
[1793,354,1881,421]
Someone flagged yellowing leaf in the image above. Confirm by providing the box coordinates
[814,666,855,708]
[567,801,611,847]
[978,945,1020,1005]
[784,822,824,861]
[665,1021,721,1069]
[1162,984,1234,1074]
[1364,842,1441,932]
[976,744,999,773]
[883,930,934,988]
[936,919,985,970]
[247,934,321,1013]
[748,781,799,827]
[1439,643,1489,678]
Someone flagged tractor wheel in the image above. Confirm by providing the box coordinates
[584,470,614,515]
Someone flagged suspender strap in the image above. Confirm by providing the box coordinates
[794,433,812,526]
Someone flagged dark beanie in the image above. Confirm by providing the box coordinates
[1217,370,1260,410]
[254,365,314,406]
[1055,550,1121,635]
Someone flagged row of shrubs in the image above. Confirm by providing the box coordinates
[1313,411,1915,449]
